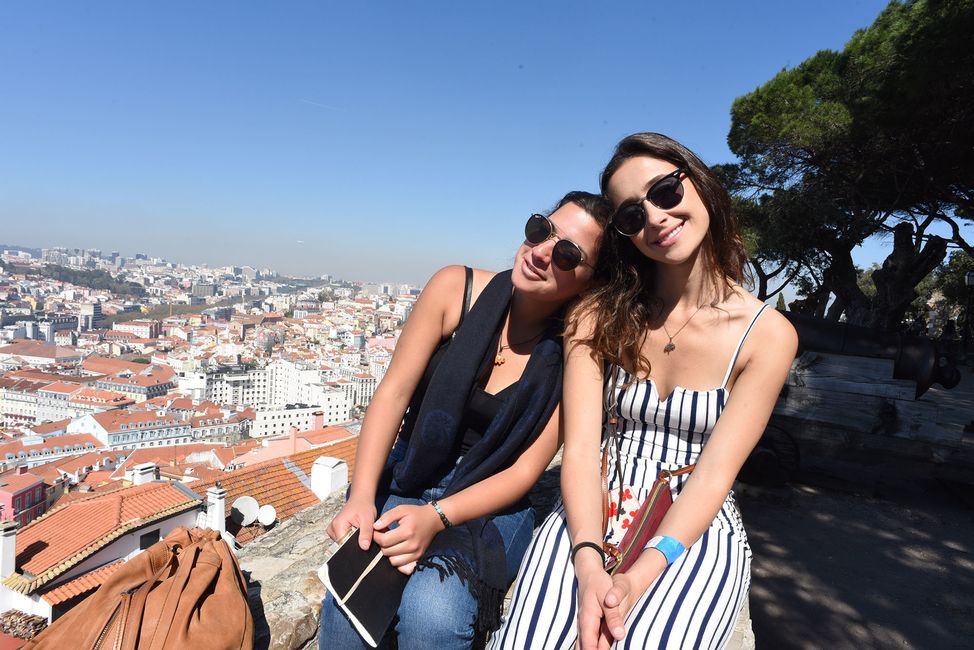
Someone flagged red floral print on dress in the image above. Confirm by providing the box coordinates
[604,484,644,546]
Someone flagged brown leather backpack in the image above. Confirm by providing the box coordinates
[25,527,253,650]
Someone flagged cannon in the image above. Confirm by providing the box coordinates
[782,311,961,398]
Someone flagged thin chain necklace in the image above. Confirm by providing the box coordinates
[661,304,705,354]
[494,327,544,366]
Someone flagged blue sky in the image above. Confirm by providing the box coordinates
[1,0,945,284]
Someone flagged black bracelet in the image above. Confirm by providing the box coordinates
[570,541,605,565]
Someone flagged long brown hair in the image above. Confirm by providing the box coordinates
[570,132,748,373]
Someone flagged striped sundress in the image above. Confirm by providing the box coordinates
[489,305,767,650]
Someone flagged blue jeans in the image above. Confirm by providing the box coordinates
[318,452,535,649]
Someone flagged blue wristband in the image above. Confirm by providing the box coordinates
[645,535,685,565]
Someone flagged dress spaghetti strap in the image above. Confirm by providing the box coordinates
[720,304,768,389]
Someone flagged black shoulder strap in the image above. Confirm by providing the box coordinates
[458,266,473,329]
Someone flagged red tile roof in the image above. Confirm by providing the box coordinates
[36,382,81,395]
[299,426,357,446]
[0,378,47,395]
[27,419,72,435]
[38,560,124,606]
[190,438,358,544]
[89,409,180,433]
[68,387,133,407]
[111,442,255,477]
[0,473,43,493]
[0,341,78,360]
[0,433,102,459]
[0,451,119,485]
[79,356,146,376]
[3,481,200,593]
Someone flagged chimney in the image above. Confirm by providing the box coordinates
[312,411,325,430]
[132,462,158,486]
[0,520,19,579]
[310,457,348,500]
[206,483,227,534]
[290,426,299,455]
[15,466,27,476]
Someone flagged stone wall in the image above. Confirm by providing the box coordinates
[239,460,754,650]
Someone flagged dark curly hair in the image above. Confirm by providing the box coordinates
[569,133,748,373]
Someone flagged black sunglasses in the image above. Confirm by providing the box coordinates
[612,168,687,236]
[524,214,592,272]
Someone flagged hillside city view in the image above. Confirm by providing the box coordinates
[0,243,406,633]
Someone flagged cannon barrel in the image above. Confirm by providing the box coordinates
[781,311,960,398]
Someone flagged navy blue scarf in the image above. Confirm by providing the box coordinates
[386,270,564,639]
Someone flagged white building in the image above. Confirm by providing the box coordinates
[67,410,193,450]
[202,365,268,406]
[350,373,377,407]
[250,403,347,438]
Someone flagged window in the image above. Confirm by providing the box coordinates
[139,529,160,550]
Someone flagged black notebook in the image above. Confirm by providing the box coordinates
[318,528,409,647]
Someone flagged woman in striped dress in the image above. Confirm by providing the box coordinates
[490,133,797,649]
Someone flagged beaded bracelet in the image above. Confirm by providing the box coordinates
[429,499,453,528]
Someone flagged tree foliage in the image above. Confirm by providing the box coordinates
[933,251,974,320]
[727,0,974,328]
[11,263,146,297]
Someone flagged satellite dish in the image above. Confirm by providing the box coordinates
[257,504,277,527]
[230,496,259,526]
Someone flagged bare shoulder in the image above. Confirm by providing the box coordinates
[723,286,797,361]
[424,264,468,294]
[415,266,468,336]
[427,266,498,334]
[468,267,497,305]
[751,304,799,360]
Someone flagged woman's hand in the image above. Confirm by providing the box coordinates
[326,497,378,550]
[372,503,445,574]
[574,555,642,650]
[600,573,638,644]
[574,555,617,650]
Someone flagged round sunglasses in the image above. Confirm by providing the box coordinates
[524,214,592,272]
[612,168,687,236]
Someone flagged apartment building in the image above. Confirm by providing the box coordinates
[67,410,193,450]
[113,320,161,339]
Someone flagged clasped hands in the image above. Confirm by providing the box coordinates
[326,497,446,575]
[573,551,656,650]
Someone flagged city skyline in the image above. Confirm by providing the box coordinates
[5,1,963,285]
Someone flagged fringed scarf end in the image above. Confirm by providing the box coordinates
[416,555,506,647]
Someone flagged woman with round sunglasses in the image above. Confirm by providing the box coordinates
[490,134,797,650]
[319,191,611,649]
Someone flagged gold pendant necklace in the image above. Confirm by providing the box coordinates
[661,304,704,354]
[494,330,544,366]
